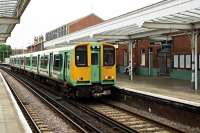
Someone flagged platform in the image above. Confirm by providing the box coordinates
[116,74,200,107]
[0,73,31,133]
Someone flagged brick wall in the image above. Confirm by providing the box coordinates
[116,38,161,68]
[172,35,200,54]
[68,14,104,33]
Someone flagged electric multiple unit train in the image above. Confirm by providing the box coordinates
[10,42,116,97]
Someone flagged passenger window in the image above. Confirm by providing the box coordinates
[32,56,37,67]
[26,57,30,66]
[21,57,24,65]
[75,46,87,67]
[53,54,62,71]
[40,55,48,69]
[103,46,115,66]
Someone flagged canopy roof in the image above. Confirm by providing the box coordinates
[44,0,200,49]
[0,0,30,43]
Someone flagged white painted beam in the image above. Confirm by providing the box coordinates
[142,22,192,30]
[93,34,130,40]
[0,33,11,38]
[0,17,19,24]
[149,36,172,41]
[130,29,177,39]
[143,22,200,30]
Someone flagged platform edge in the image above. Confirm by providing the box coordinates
[0,72,32,133]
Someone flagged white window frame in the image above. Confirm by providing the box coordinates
[174,55,179,68]
[186,54,191,69]
[179,55,185,68]
[140,50,146,66]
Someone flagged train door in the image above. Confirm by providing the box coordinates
[91,46,100,83]
[49,53,53,77]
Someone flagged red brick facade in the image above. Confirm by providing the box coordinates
[68,14,104,33]
[116,38,161,68]
[172,35,200,55]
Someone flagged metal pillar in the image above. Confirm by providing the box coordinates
[148,48,151,76]
[191,30,195,89]
[191,29,198,90]
[128,41,133,80]
[194,31,198,91]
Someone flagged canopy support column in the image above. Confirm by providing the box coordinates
[128,40,133,80]
[194,30,198,91]
[191,28,198,91]
[148,48,151,76]
[191,30,195,89]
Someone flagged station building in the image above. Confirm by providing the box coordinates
[116,35,200,81]
[27,13,104,51]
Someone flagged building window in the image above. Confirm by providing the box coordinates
[186,55,191,69]
[141,50,145,66]
[174,55,179,68]
[123,51,128,66]
[179,55,185,68]
[53,54,62,71]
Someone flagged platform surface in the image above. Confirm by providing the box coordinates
[0,74,25,133]
[117,74,200,107]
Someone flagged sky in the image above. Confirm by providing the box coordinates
[7,0,162,48]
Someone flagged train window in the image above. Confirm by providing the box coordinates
[91,53,98,65]
[21,57,24,65]
[40,55,48,69]
[26,57,30,66]
[103,46,115,66]
[32,56,37,67]
[53,54,62,71]
[75,46,88,67]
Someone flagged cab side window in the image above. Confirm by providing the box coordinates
[75,46,88,67]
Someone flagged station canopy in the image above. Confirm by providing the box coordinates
[0,0,30,43]
[44,0,200,48]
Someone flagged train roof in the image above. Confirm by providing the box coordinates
[10,42,114,58]
[10,44,76,58]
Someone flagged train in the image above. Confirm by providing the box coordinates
[9,42,116,97]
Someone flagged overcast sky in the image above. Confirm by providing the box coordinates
[7,0,162,48]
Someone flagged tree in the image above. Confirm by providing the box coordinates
[0,43,12,62]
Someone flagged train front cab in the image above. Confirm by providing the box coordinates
[71,42,116,97]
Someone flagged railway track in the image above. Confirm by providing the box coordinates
[1,67,90,133]
[1,66,182,133]
[83,101,181,133]
[1,67,137,133]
